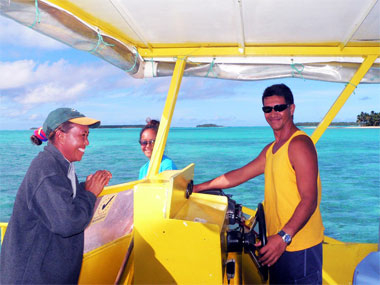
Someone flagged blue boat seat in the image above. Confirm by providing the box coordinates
[353,251,380,284]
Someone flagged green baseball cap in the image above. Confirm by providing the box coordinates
[43,108,100,137]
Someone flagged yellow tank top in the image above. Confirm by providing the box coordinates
[264,130,324,251]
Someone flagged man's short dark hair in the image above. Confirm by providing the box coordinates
[262,84,294,105]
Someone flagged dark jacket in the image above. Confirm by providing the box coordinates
[0,143,96,284]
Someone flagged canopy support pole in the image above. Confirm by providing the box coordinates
[147,57,186,178]
[311,55,378,144]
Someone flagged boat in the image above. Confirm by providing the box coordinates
[1,0,379,284]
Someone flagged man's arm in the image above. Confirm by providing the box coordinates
[259,135,319,266]
[193,143,271,192]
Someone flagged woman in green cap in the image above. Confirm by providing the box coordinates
[0,108,112,284]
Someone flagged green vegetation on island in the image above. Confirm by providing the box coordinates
[297,111,380,127]
[357,111,380,126]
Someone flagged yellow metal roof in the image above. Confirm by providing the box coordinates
[47,0,379,48]
[1,0,379,80]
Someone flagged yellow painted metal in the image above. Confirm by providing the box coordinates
[167,164,197,219]
[323,235,345,245]
[147,58,186,178]
[223,252,242,284]
[311,55,378,144]
[322,241,377,285]
[133,164,227,284]
[138,45,380,58]
[118,249,135,284]
[134,219,223,283]
[172,192,228,228]
[78,234,133,284]
[242,205,256,217]
[0,222,8,244]
[98,180,141,197]
[241,251,267,284]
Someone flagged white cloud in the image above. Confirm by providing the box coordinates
[1,57,125,108]
[0,60,36,89]
[28,113,40,120]
[15,82,87,105]
[2,108,28,118]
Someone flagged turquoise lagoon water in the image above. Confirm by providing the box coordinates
[0,127,379,243]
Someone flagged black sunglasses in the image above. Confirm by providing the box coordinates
[262,104,290,113]
[139,139,155,146]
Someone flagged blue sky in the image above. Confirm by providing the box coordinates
[1,16,379,130]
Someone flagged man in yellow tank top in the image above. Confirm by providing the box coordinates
[194,84,324,284]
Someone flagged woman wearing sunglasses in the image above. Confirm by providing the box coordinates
[138,119,177,179]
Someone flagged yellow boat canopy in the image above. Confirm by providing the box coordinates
[1,0,379,82]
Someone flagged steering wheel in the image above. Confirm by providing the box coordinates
[243,203,268,282]
[254,203,267,250]
[197,190,268,281]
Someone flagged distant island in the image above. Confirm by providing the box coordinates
[196,124,223,128]
[295,122,358,127]
[296,111,380,127]
[30,111,379,130]
[31,124,145,130]
[98,124,145,129]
